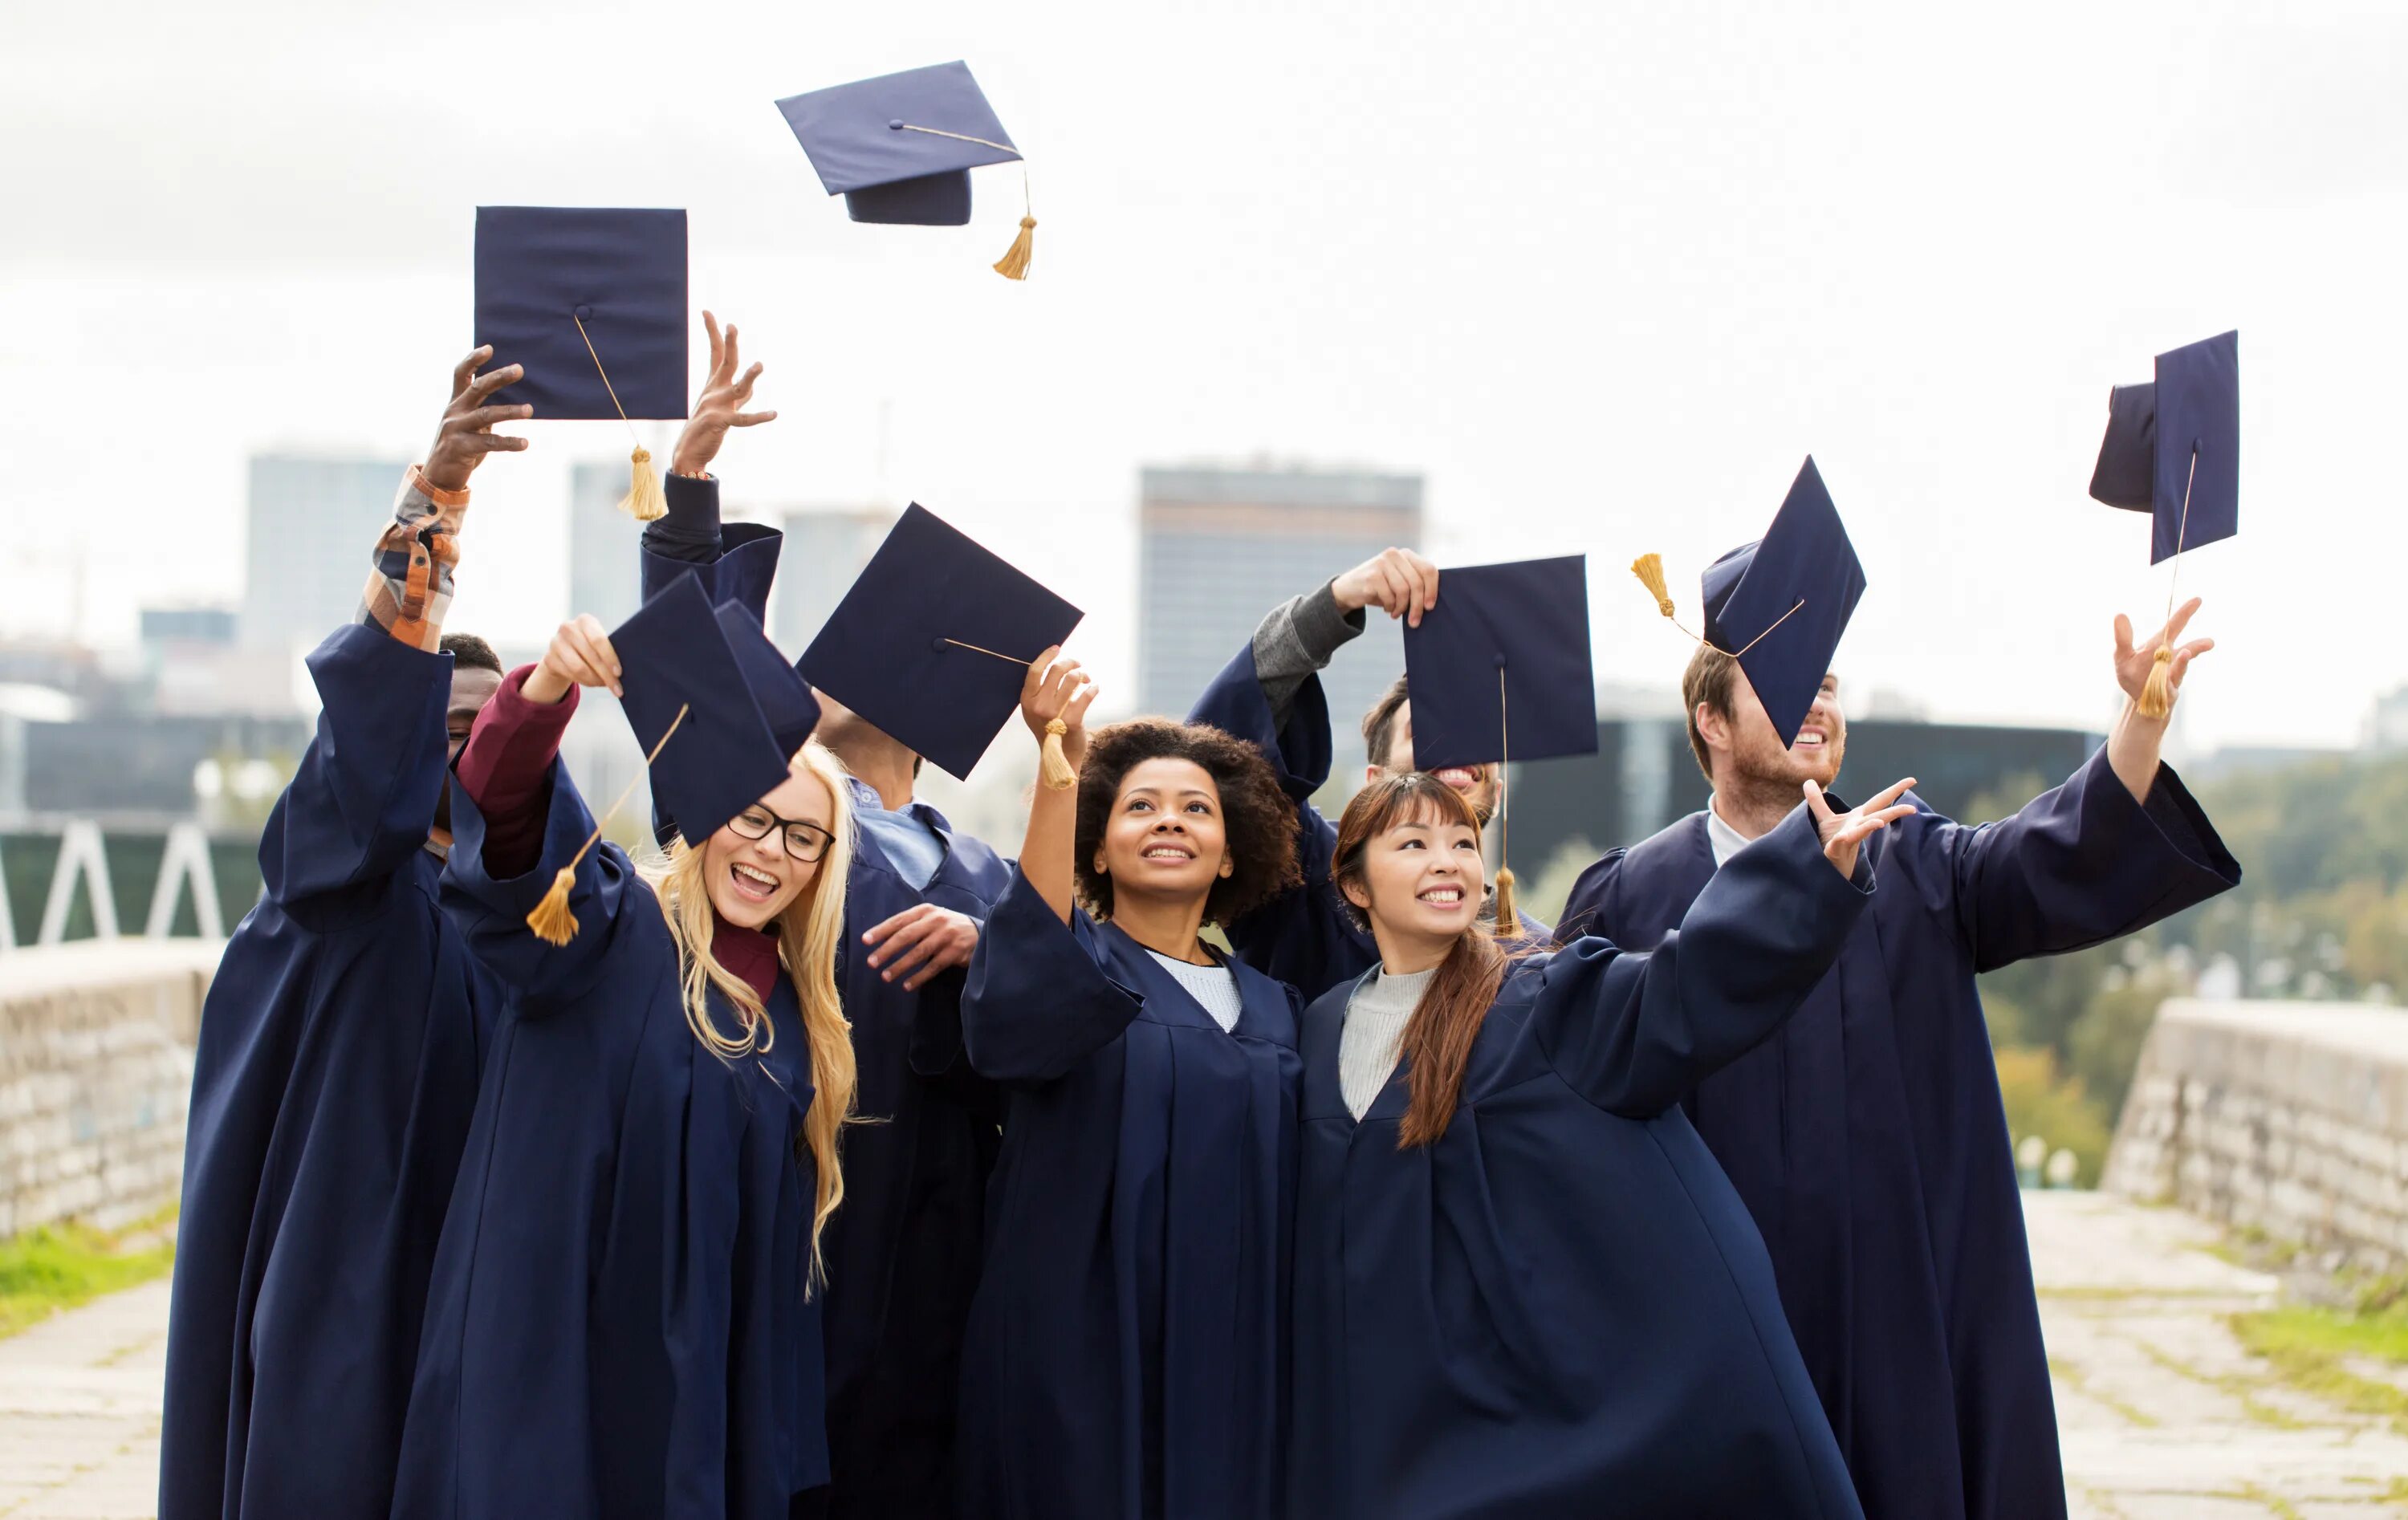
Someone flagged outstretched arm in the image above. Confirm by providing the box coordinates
[1541,778,1912,1117]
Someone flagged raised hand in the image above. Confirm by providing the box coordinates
[2113,597,2214,715]
[523,614,622,705]
[423,346,532,493]
[1804,775,1917,880]
[1019,646,1098,771]
[1332,547,1441,628]
[669,311,777,479]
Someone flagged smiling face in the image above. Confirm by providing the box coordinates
[701,766,832,930]
[1711,672,1847,792]
[1341,801,1486,964]
[1364,698,1497,816]
[1094,757,1232,910]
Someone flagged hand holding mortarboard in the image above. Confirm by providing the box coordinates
[1804,775,1918,881]
[2112,598,2214,719]
[1332,548,1442,629]
[524,613,624,705]
[667,312,778,481]
[421,347,533,494]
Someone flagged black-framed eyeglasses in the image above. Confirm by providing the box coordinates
[726,806,834,863]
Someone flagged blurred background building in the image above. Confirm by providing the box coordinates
[1137,461,1425,782]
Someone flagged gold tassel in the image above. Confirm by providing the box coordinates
[2137,646,2176,720]
[525,866,581,945]
[994,216,1036,281]
[619,446,666,522]
[1039,717,1077,790]
[1631,554,1677,619]
[1492,865,1518,937]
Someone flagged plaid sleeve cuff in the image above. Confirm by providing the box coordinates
[356,465,468,652]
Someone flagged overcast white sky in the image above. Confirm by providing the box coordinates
[4,0,2402,750]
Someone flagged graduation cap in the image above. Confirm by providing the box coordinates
[798,503,1083,783]
[715,600,820,759]
[2088,329,2239,716]
[1630,456,1867,750]
[524,574,797,945]
[1401,555,1598,934]
[474,205,689,522]
[774,62,1039,279]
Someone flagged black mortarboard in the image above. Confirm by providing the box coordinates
[798,504,1082,781]
[613,575,793,845]
[773,63,1039,278]
[474,206,689,421]
[715,600,820,759]
[2089,330,2239,566]
[1400,556,1598,774]
[474,205,688,523]
[1694,457,1866,750]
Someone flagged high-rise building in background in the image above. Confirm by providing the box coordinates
[242,455,410,653]
[1137,462,1425,783]
[567,461,644,632]
[773,507,899,653]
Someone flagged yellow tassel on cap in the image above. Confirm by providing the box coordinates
[619,446,666,522]
[1039,717,1077,790]
[525,866,581,946]
[2137,646,2176,720]
[994,217,1036,281]
[1631,554,1677,619]
[1492,865,1519,937]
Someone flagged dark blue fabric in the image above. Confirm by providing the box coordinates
[820,778,1015,1519]
[641,523,1015,1519]
[642,473,785,627]
[473,205,688,422]
[393,766,828,1518]
[1701,457,1868,750]
[1397,555,1597,772]
[1188,640,1545,1003]
[775,62,1021,201]
[160,624,498,1520]
[1553,750,2240,1520]
[1292,804,1869,1520]
[955,872,1302,1518]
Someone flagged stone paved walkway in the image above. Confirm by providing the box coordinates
[4,1195,2406,1516]
[0,1279,166,1519]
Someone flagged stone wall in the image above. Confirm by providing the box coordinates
[2105,998,2408,1263]
[0,941,219,1239]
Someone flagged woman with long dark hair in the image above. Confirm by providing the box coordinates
[1290,768,1913,1520]
[953,653,1304,1518]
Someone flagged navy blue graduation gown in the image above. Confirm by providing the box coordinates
[1292,804,1869,1520]
[1188,644,1543,1003]
[1554,749,2239,1520]
[160,624,497,1520]
[820,782,1015,1518]
[392,764,828,1519]
[640,502,1015,1517]
[955,872,1302,1519]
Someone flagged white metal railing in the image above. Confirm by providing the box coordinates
[1,821,229,952]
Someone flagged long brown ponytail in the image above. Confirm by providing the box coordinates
[1331,772,1512,1148]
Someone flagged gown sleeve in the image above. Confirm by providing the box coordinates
[959,868,1145,1087]
[638,472,785,625]
[441,675,643,1010]
[1188,640,1361,987]
[256,622,450,908]
[1535,803,1873,1119]
[1914,744,2242,973]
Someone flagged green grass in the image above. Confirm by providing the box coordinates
[0,1214,176,1341]
[2231,1307,2408,1431]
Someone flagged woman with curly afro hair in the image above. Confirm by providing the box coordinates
[953,648,1304,1520]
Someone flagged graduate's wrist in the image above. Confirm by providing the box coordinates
[410,462,474,503]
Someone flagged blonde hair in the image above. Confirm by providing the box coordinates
[637,741,859,1283]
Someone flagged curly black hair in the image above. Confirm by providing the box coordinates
[1073,718,1302,926]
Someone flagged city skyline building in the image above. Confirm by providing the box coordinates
[240,454,410,655]
[1137,461,1426,784]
